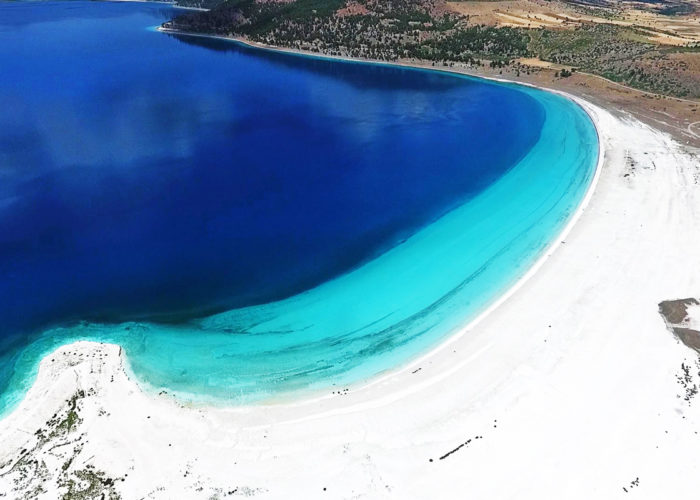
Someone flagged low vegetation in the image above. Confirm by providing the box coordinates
[529,23,700,97]
[167,0,530,64]
[166,0,700,98]
[0,389,124,499]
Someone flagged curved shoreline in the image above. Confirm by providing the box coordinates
[5,100,700,500]
[118,99,604,416]
[138,27,604,410]
[0,26,601,419]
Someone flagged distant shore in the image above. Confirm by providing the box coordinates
[108,0,208,11]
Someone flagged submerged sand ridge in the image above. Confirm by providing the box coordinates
[1,97,700,498]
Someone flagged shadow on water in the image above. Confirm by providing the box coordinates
[166,32,471,93]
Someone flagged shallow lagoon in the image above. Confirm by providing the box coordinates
[0,1,598,412]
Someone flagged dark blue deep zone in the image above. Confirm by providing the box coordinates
[0,1,544,340]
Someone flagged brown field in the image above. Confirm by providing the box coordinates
[446,0,700,45]
[336,0,370,17]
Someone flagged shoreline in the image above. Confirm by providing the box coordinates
[146,25,606,409]
[124,90,603,413]
[0,26,604,417]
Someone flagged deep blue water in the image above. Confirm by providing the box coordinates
[0,1,597,411]
[0,1,542,335]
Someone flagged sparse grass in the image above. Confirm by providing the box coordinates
[528,23,700,97]
[167,0,700,98]
[59,466,121,500]
[2,388,125,499]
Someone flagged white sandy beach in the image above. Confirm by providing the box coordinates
[1,96,700,498]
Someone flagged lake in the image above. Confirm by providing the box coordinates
[0,0,598,412]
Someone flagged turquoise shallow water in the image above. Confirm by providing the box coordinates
[0,1,598,414]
